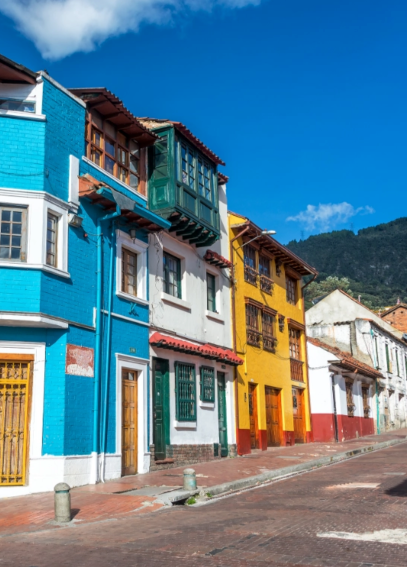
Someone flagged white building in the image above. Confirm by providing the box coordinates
[144,118,241,469]
[306,290,407,434]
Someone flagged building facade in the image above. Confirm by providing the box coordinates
[381,303,407,334]
[307,337,380,442]
[141,118,241,469]
[306,290,407,435]
[229,212,318,455]
[0,56,169,496]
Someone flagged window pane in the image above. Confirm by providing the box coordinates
[105,155,115,175]
[0,247,8,258]
[130,154,139,173]
[130,173,139,189]
[118,167,127,182]
[122,249,137,296]
[105,138,115,156]
[93,129,102,148]
[1,223,10,234]
[0,235,10,245]
[12,211,22,223]
[1,211,11,222]
[91,149,102,166]
[10,248,20,259]
[11,236,21,247]
[12,223,21,235]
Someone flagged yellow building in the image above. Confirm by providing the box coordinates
[228,212,318,454]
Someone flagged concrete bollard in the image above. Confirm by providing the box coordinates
[54,482,71,523]
[183,468,197,491]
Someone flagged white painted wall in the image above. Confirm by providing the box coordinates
[307,342,337,415]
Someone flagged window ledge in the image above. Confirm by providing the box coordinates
[205,310,224,323]
[0,110,46,121]
[173,421,197,429]
[161,292,191,311]
[116,291,149,306]
[82,156,147,201]
[199,400,215,409]
[0,262,70,279]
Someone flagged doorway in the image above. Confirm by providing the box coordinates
[265,386,282,447]
[122,368,138,476]
[152,358,169,461]
[217,372,228,457]
[249,383,259,449]
[292,387,305,443]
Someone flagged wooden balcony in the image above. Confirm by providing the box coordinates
[244,265,258,286]
[247,329,262,348]
[263,335,277,353]
[259,274,274,295]
[290,358,304,382]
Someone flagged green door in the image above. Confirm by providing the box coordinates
[152,358,170,461]
[217,372,228,457]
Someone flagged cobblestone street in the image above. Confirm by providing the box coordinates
[3,441,407,567]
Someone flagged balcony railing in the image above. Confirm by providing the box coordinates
[263,335,277,353]
[260,274,274,295]
[247,329,262,348]
[244,265,258,286]
[290,358,304,382]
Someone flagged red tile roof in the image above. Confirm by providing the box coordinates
[307,337,383,379]
[150,332,243,366]
[204,250,232,270]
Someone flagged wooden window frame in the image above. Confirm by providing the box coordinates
[288,327,301,360]
[200,366,215,403]
[0,205,28,263]
[286,276,297,305]
[244,245,258,286]
[163,251,182,299]
[262,311,277,353]
[246,303,261,347]
[122,247,138,297]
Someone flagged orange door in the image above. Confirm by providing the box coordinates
[122,368,138,476]
[292,387,305,443]
[265,386,282,447]
[249,383,259,449]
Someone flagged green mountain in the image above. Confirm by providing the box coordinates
[286,217,407,310]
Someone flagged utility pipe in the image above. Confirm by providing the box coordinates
[92,206,120,485]
[100,219,117,482]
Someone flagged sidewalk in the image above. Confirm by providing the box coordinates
[1,429,406,537]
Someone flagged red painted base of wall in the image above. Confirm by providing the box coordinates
[337,415,374,441]
[311,413,336,443]
[306,431,314,443]
[259,429,267,451]
[283,431,295,446]
[236,428,251,455]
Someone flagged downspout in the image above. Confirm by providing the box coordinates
[331,373,339,442]
[91,205,121,485]
[100,218,118,482]
[229,224,250,444]
[369,328,381,435]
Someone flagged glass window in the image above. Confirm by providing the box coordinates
[188,150,195,189]
[200,366,215,402]
[244,245,256,269]
[204,163,211,200]
[246,303,261,347]
[105,138,115,156]
[262,311,275,337]
[175,362,196,421]
[46,212,58,267]
[163,252,181,298]
[207,273,216,312]
[289,328,301,360]
[259,255,271,278]
[105,155,115,175]
[385,343,391,372]
[0,206,27,262]
[286,276,297,305]
[0,99,35,113]
[122,248,137,296]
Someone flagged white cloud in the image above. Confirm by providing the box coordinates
[286,202,375,232]
[0,0,261,60]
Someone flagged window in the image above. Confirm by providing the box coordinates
[163,252,181,298]
[0,99,35,113]
[289,328,301,360]
[246,303,261,347]
[122,248,137,296]
[244,245,257,286]
[259,254,273,294]
[198,160,212,201]
[154,136,168,180]
[262,311,276,352]
[175,362,196,421]
[200,366,215,402]
[346,381,355,417]
[396,350,400,376]
[286,276,297,305]
[176,140,213,199]
[374,336,380,369]
[207,273,216,312]
[85,113,140,190]
[362,386,370,418]
[385,343,392,372]
[46,212,58,267]
[0,206,27,262]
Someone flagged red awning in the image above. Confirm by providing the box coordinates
[149,332,243,366]
[203,250,232,270]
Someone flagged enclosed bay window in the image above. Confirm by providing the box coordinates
[207,272,216,312]
[175,138,214,202]
[163,252,181,298]
[175,362,196,421]
[0,206,27,262]
[46,212,59,267]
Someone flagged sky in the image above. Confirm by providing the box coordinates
[0,0,405,244]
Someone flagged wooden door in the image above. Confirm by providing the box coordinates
[249,383,259,449]
[0,356,32,486]
[265,386,282,447]
[122,368,138,476]
[292,387,305,443]
[152,358,169,461]
[217,373,228,457]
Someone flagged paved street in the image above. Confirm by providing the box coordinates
[3,441,407,567]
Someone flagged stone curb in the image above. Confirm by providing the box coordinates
[187,436,407,502]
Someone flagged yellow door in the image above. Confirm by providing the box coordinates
[0,355,32,486]
[122,368,138,476]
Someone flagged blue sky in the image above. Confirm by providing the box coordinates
[1,0,405,243]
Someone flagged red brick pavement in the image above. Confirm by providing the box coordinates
[0,428,405,542]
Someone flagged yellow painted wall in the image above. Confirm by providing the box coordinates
[229,212,311,441]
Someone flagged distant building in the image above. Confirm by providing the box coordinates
[381,303,407,334]
[306,290,407,436]
[228,212,318,454]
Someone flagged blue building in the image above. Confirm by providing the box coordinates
[0,54,169,496]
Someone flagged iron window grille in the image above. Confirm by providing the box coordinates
[200,366,215,402]
[175,362,196,421]
[0,206,27,262]
[163,252,181,298]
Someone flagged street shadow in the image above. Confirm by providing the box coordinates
[71,508,81,519]
[385,479,407,497]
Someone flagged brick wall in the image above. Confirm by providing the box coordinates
[382,307,407,333]
[149,443,222,471]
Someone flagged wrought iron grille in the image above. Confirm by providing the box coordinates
[244,265,258,286]
[175,362,196,421]
[200,366,215,402]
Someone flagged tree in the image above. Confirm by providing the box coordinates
[305,276,353,307]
